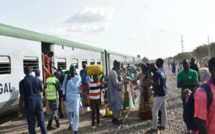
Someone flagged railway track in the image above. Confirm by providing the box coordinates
[115,95,139,134]
[114,94,161,134]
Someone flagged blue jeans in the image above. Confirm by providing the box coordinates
[25,101,47,134]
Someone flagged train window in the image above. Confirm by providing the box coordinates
[57,58,66,70]
[90,59,95,65]
[82,59,87,67]
[0,56,11,75]
[23,57,39,71]
[97,59,101,65]
[71,59,78,69]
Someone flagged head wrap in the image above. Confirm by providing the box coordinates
[199,68,211,82]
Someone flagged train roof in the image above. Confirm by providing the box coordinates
[106,50,134,58]
[0,23,105,52]
[0,23,134,58]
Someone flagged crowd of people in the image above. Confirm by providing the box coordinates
[17,51,215,134]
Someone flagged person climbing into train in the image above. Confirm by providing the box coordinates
[107,60,129,125]
[18,66,47,134]
[46,72,61,130]
[42,51,57,81]
[62,64,81,134]
[88,73,104,129]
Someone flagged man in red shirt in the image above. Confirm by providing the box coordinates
[42,51,56,80]
[194,57,215,134]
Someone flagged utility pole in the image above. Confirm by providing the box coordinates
[208,36,210,59]
[181,35,184,53]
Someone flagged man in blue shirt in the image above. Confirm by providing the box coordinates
[80,63,86,78]
[147,63,167,133]
[156,58,166,124]
[18,66,47,134]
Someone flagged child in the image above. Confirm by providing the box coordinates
[89,75,104,129]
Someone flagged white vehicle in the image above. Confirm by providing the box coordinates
[0,23,137,115]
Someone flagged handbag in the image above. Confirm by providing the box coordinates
[84,93,90,105]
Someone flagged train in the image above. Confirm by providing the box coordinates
[0,23,141,114]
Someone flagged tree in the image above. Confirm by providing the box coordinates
[168,41,215,62]
[173,52,192,61]
[192,45,208,60]
[142,57,149,63]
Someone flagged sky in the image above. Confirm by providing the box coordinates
[1,0,215,60]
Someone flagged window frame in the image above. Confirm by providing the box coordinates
[71,58,79,69]
[0,56,11,75]
[57,58,67,71]
[97,59,101,65]
[82,59,87,68]
[90,59,95,65]
[23,56,39,72]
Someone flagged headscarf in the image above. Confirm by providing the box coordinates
[198,68,211,83]
[124,67,127,74]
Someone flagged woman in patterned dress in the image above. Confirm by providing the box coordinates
[132,64,153,119]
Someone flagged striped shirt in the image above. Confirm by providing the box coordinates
[89,80,102,100]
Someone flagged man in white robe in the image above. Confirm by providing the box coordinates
[63,64,81,134]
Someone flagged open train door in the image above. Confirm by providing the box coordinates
[41,42,55,84]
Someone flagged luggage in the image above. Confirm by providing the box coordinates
[106,107,113,117]
[86,65,103,76]
[105,106,123,118]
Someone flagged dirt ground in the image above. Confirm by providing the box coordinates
[0,63,187,134]
[0,86,139,134]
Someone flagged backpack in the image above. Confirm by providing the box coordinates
[183,83,213,131]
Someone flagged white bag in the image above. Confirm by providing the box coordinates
[127,82,134,109]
